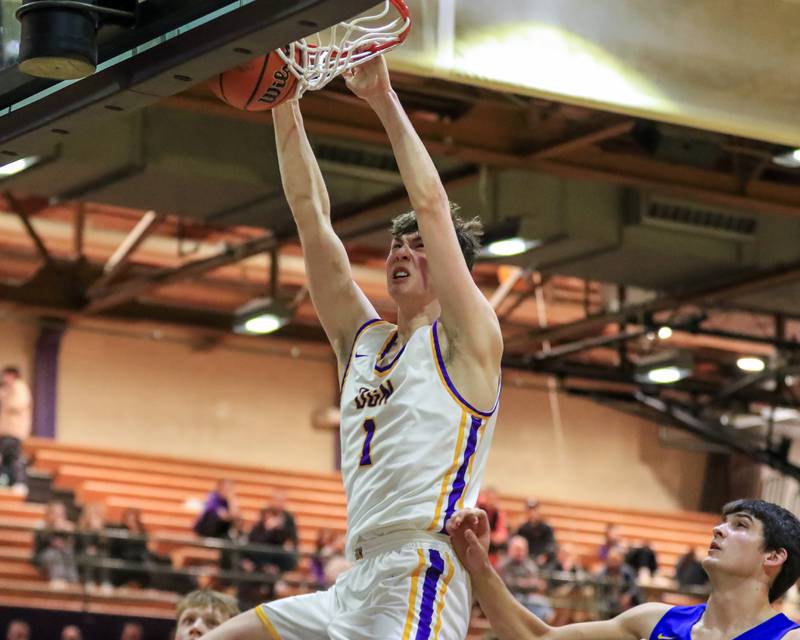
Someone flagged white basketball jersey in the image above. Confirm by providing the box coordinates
[339,318,500,557]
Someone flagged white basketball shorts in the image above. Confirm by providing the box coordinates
[255,530,471,640]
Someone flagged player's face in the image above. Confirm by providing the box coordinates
[386,232,434,304]
[175,606,227,639]
[703,511,768,579]
[8,622,30,640]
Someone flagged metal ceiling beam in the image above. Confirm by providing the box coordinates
[508,259,800,348]
[536,152,800,220]
[88,210,163,295]
[490,267,527,311]
[531,120,635,161]
[162,93,800,221]
[502,354,793,407]
[533,327,649,362]
[333,165,482,241]
[4,192,55,269]
[635,392,800,481]
[86,233,277,314]
[73,204,85,260]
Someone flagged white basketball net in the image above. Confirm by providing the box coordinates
[277,0,411,97]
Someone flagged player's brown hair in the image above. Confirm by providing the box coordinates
[175,589,239,621]
[390,203,483,271]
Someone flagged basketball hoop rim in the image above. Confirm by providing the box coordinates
[280,0,412,95]
[304,0,411,55]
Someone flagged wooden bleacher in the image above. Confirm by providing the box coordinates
[5,438,719,637]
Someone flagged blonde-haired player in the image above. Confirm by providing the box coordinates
[205,56,502,640]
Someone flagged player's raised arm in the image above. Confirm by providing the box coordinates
[447,509,668,640]
[344,58,502,395]
[272,101,377,370]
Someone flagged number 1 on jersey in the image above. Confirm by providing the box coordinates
[360,418,376,466]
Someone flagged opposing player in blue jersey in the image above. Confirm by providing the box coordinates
[448,499,800,640]
[204,55,502,640]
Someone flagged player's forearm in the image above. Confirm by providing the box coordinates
[367,90,448,216]
[272,101,331,229]
[471,566,551,640]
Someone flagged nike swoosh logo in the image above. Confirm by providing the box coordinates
[658,635,676,640]
[355,353,368,359]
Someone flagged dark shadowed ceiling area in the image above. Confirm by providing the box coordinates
[3,1,800,476]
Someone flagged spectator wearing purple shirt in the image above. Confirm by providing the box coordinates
[194,479,239,539]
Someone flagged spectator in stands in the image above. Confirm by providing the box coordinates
[119,621,143,640]
[311,528,350,587]
[546,542,586,579]
[516,499,556,567]
[477,487,509,558]
[674,545,710,589]
[60,626,82,640]
[110,507,151,588]
[598,522,623,561]
[625,538,658,579]
[194,479,240,539]
[5,620,30,640]
[311,528,336,585]
[76,502,112,591]
[246,491,299,573]
[594,546,641,618]
[0,365,32,491]
[321,532,350,588]
[174,589,239,640]
[497,535,554,622]
[219,514,249,575]
[33,500,79,587]
[547,543,591,625]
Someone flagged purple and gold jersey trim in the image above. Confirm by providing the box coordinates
[401,548,455,640]
[374,329,407,377]
[255,605,282,640]
[430,320,500,418]
[428,410,486,533]
[339,318,385,392]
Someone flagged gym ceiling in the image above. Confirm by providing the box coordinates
[2,0,800,475]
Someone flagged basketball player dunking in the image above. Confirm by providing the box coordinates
[446,499,800,640]
[205,56,502,640]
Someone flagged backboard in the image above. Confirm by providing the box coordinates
[0,0,382,156]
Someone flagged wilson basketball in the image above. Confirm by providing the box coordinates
[210,49,298,111]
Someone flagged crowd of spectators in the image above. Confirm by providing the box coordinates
[2,364,718,631]
[476,489,712,622]
[27,480,305,605]
[22,473,719,625]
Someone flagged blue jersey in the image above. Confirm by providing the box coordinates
[651,605,799,640]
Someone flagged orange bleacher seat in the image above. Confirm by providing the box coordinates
[1,438,717,626]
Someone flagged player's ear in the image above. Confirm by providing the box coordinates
[764,547,787,570]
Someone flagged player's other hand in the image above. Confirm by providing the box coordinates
[446,508,492,575]
[344,56,392,102]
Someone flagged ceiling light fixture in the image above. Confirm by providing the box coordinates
[772,148,800,168]
[736,356,766,373]
[484,237,540,258]
[657,326,673,340]
[233,297,292,336]
[645,366,684,384]
[634,350,693,385]
[0,156,40,177]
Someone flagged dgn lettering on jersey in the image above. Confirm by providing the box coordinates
[354,380,395,410]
